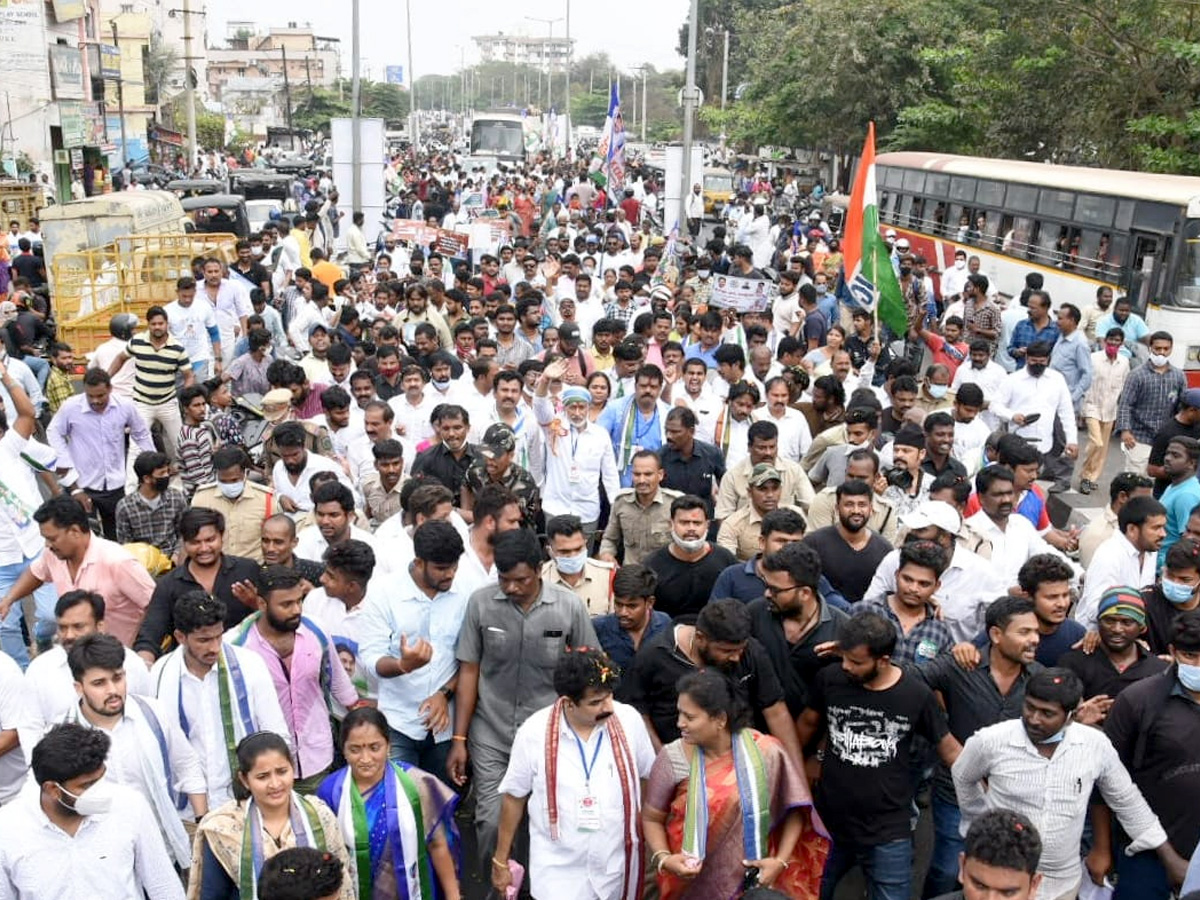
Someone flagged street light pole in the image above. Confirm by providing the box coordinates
[406,0,418,152]
[721,30,729,112]
[350,0,361,211]
[182,0,196,168]
[679,0,699,232]
[564,0,572,160]
[110,19,128,164]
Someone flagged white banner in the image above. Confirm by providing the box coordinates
[709,275,772,312]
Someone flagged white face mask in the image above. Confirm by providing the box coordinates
[218,480,246,500]
[554,552,587,575]
[1149,353,1170,367]
[57,779,115,817]
[954,259,965,270]
[672,531,706,553]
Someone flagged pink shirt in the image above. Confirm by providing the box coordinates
[30,535,155,647]
[238,621,358,778]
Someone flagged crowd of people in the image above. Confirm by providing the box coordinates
[0,150,1198,900]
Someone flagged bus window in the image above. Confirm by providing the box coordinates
[1003,217,1035,260]
[897,194,915,225]
[1005,184,1039,214]
[1077,229,1107,275]
[1171,221,1200,308]
[909,198,926,229]
[1127,234,1161,311]
[932,202,948,236]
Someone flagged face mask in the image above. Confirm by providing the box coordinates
[152,476,171,493]
[672,531,706,554]
[1105,344,1120,359]
[849,440,872,452]
[219,480,246,500]
[1026,363,1047,377]
[251,246,264,257]
[815,284,828,295]
[1160,578,1195,605]
[431,379,451,391]
[1038,727,1067,745]
[899,266,912,278]
[928,384,948,399]
[1150,353,1170,367]
[57,779,114,816]
[1177,662,1200,691]
[554,552,587,575]
[697,270,711,280]
[954,259,965,270]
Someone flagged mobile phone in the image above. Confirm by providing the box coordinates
[1022,413,1041,425]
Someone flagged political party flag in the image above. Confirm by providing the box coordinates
[592,82,626,194]
[842,122,906,335]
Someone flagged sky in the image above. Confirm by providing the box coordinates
[202,0,690,83]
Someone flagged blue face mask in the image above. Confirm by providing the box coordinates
[1039,727,1067,745]
[1178,662,1200,692]
[1162,578,1197,606]
[928,384,949,400]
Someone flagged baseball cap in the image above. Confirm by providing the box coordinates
[558,322,582,343]
[308,322,329,337]
[1182,388,1200,409]
[749,463,783,487]
[900,500,962,536]
[479,423,516,459]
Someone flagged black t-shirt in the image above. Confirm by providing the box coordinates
[1056,646,1169,701]
[619,623,785,744]
[1149,417,1200,495]
[644,543,738,619]
[809,664,949,844]
[803,526,893,604]
[230,262,270,292]
[1143,586,1192,655]
[11,253,44,286]
[747,597,847,716]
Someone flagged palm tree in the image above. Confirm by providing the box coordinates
[143,36,180,118]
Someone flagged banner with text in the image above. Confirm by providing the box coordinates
[708,275,773,312]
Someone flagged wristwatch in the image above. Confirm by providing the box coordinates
[439,685,454,701]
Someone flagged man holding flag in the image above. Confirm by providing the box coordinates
[591,83,626,201]
[841,123,909,342]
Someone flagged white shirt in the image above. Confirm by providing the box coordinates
[499,701,655,899]
[953,719,1167,900]
[950,360,1008,430]
[533,398,621,523]
[163,299,218,363]
[940,263,969,300]
[271,453,354,513]
[965,510,1074,589]
[752,407,813,463]
[89,338,137,399]
[356,566,468,743]
[0,651,24,804]
[149,645,289,807]
[952,416,992,476]
[389,392,438,447]
[451,538,497,598]
[669,383,721,445]
[862,543,1005,642]
[1077,531,1158,629]
[19,645,152,764]
[773,290,802,337]
[0,781,185,899]
[0,430,48,564]
[303,586,380,713]
[989,367,1078,454]
[295,524,380,568]
[201,279,252,361]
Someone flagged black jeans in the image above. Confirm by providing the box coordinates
[84,487,125,540]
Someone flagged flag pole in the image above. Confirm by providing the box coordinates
[873,288,881,343]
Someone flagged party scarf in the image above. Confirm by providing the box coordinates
[170,645,255,798]
[543,698,643,900]
[712,406,733,456]
[682,730,770,864]
[239,792,327,900]
[616,398,664,473]
[232,613,335,715]
[322,762,432,900]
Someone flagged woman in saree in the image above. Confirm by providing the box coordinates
[642,670,829,900]
[316,707,461,900]
[189,732,353,900]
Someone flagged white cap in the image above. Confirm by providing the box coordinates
[900,500,962,535]
[884,228,897,238]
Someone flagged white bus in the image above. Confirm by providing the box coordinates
[874,151,1200,382]
[468,113,526,169]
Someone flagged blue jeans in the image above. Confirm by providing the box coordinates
[820,836,913,900]
[923,795,963,898]
[389,728,454,788]
[22,355,48,389]
[1114,845,1170,900]
[0,557,57,669]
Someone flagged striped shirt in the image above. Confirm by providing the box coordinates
[127,334,190,406]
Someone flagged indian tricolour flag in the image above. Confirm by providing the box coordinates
[842,122,907,335]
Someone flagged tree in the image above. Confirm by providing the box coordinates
[143,37,179,114]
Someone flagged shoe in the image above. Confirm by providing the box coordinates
[1079,479,1095,494]
[1048,479,1071,494]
